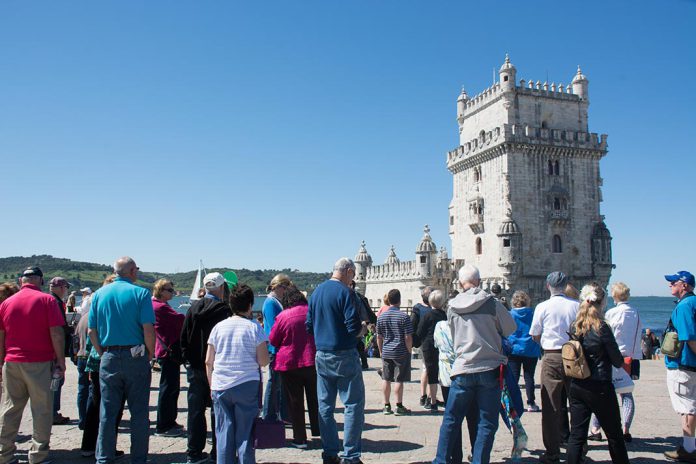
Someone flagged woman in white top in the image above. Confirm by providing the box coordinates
[205,284,270,464]
[588,282,642,443]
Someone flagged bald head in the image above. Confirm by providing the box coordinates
[114,256,138,281]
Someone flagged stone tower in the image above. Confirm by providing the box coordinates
[447,56,612,301]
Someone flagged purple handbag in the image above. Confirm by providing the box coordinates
[252,368,285,449]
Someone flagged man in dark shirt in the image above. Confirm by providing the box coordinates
[48,276,72,425]
[377,289,413,416]
[411,286,432,407]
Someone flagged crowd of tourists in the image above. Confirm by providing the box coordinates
[0,256,694,464]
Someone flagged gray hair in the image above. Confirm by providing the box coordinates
[428,289,446,310]
[20,275,41,285]
[458,264,480,285]
[114,256,136,277]
[333,257,355,274]
[421,286,434,304]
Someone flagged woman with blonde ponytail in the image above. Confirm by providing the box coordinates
[566,283,629,464]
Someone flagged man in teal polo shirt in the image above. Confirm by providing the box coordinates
[88,257,155,464]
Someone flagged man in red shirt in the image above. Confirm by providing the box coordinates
[0,267,66,464]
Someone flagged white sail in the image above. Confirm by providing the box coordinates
[189,260,206,301]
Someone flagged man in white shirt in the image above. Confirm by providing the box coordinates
[529,271,579,464]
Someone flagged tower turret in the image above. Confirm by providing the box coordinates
[572,65,589,102]
[353,240,373,293]
[457,88,469,131]
[385,246,400,265]
[499,54,517,92]
[415,224,437,278]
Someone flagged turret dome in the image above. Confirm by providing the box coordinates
[385,246,400,265]
[416,224,437,253]
[572,65,588,84]
[592,221,611,238]
[457,88,469,102]
[354,240,372,265]
[498,218,521,235]
[499,53,516,73]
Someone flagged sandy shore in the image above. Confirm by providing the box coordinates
[3,357,678,463]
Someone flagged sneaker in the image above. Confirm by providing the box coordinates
[155,427,184,437]
[81,450,95,457]
[290,440,308,449]
[186,453,209,464]
[53,413,69,425]
[383,404,393,415]
[539,453,560,464]
[429,403,438,413]
[526,402,540,412]
[394,404,411,416]
[587,431,603,441]
[419,394,427,407]
[436,399,445,407]
[665,446,696,463]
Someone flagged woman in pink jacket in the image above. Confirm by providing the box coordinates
[268,285,320,449]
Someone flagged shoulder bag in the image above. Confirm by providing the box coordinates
[253,368,285,449]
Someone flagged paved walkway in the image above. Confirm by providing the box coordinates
[4,358,678,463]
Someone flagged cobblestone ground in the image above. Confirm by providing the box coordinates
[4,358,677,463]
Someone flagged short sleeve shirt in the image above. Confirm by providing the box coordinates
[529,295,579,350]
[376,306,413,360]
[0,284,65,362]
[88,277,155,346]
[208,316,268,391]
[665,294,696,369]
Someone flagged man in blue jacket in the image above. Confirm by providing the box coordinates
[307,258,364,464]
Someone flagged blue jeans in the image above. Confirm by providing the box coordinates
[77,357,90,428]
[433,368,501,464]
[315,349,365,463]
[97,348,152,464]
[212,381,259,464]
[262,353,283,421]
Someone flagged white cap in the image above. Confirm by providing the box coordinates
[203,272,225,289]
[80,287,92,294]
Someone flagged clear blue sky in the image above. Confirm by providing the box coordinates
[1,1,694,296]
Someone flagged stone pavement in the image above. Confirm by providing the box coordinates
[5,357,678,463]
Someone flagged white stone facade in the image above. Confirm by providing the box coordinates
[359,56,612,305]
[448,56,612,302]
[354,227,455,309]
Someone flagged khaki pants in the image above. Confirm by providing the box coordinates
[540,352,570,460]
[0,362,53,464]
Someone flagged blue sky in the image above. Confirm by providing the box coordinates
[1,1,694,295]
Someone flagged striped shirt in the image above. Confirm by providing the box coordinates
[376,306,413,360]
[208,316,268,391]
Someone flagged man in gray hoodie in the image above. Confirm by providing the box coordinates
[432,264,517,464]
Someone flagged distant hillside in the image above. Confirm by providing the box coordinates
[0,255,330,295]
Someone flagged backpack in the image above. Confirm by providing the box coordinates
[562,334,591,379]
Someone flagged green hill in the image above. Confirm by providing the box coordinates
[0,255,330,295]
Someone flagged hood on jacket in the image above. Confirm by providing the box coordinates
[192,297,229,320]
[449,287,493,315]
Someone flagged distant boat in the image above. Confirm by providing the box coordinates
[178,260,206,311]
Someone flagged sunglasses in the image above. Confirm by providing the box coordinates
[163,288,175,293]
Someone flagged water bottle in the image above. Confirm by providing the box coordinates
[50,366,62,391]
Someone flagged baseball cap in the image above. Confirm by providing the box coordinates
[22,267,43,278]
[665,271,695,287]
[203,272,226,289]
[546,271,569,288]
[80,287,92,294]
[49,277,72,288]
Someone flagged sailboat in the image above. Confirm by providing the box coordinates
[178,260,206,311]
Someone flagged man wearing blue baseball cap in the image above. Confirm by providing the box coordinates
[663,270,696,463]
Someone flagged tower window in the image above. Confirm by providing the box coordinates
[503,238,511,247]
[541,121,548,129]
[554,160,560,175]
[450,215,454,225]
[548,161,554,175]
[553,197,561,210]
[476,237,482,255]
[503,75,509,82]
[548,159,560,175]
[473,167,481,183]
[552,235,562,253]
[420,256,427,264]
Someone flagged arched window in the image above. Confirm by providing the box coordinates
[552,235,562,253]
[476,237,482,255]
[553,197,561,210]
[479,130,486,142]
[548,160,554,175]
[473,167,481,182]
[541,121,548,129]
[554,160,560,175]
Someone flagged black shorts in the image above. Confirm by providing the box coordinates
[422,348,440,384]
[382,357,411,383]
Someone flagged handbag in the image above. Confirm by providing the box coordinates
[612,365,635,394]
[252,368,285,449]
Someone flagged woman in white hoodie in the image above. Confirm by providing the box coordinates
[588,282,642,443]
